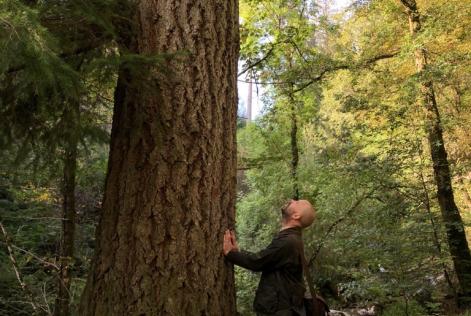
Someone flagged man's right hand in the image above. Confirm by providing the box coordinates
[223,229,239,255]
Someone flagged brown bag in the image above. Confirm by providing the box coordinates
[300,240,330,316]
[303,295,330,316]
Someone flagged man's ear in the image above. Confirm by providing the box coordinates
[292,212,301,220]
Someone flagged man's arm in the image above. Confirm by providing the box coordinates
[223,231,291,272]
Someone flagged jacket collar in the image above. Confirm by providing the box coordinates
[279,226,302,235]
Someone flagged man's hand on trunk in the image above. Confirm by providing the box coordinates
[223,229,239,255]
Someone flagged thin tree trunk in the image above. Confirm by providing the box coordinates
[400,0,471,300]
[290,99,300,200]
[247,80,252,122]
[55,103,79,316]
[458,178,471,212]
[79,1,239,315]
[418,165,457,299]
[287,53,300,201]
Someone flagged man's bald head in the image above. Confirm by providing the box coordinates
[281,199,316,228]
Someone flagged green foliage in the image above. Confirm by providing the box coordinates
[0,0,80,94]
[382,300,428,316]
[236,0,471,314]
[0,178,61,314]
[0,142,108,315]
[1,0,470,314]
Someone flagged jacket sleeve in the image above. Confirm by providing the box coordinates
[225,236,291,272]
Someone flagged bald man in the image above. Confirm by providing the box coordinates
[223,199,316,316]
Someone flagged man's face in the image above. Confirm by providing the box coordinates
[288,200,316,228]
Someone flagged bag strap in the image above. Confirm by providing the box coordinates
[300,237,321,310]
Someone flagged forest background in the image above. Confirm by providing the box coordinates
[1,0,470,315]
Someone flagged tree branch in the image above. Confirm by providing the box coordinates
[237,51,399,90]
[293,51,399,93]
[399,0,417,12]
[5,39,107,75]
[238,45,276,77]
[307,188,376,266]
[237,155,286,170]
[292,64,349,93]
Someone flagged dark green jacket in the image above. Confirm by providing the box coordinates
[226,227,305,314]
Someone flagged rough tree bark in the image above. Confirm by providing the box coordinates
[79,0,239,315]
[400,0,471,301]
[55,103,79,316]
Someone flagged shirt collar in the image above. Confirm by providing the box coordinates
[279,226,302,235]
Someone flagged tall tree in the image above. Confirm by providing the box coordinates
[55,101,80,316]
[79,0,239,315]
[400,0,471,303]
[288,90,300,201]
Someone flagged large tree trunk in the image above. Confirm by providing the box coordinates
[55,103,79,316]
[79,1,239,315]
[400,0,471,301]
